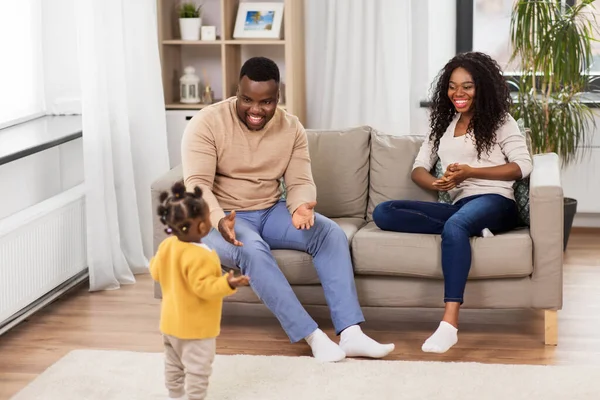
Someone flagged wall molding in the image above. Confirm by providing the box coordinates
[573,213,600,228]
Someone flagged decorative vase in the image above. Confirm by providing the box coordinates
[202,85,214,104]
[180,66,201,104]
[179,18,201,41]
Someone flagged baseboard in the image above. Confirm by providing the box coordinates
[572,213,600,228]
[0,271,89,336]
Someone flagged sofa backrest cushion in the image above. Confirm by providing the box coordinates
[367,130,437,221]
[306,126,370,219]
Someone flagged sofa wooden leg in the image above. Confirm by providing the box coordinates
[544,310,558,346]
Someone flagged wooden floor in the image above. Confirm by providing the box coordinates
[1,230,599,399]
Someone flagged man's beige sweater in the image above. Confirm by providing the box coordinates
[181,97,317,229]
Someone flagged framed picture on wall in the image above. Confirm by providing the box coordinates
[233,2,284,39]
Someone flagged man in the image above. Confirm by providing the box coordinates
[181,57,394,362]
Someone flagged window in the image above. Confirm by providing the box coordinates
[457,0,600,82]
[579,0,600,74]
[0,0,46,128]
[472,0,520,73]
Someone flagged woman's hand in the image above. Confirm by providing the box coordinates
[445,163,472,185]
[432,176,456,191]
[433,163,473,191]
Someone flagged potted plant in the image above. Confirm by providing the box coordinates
[178,1,202,41]
[508,0,598,250]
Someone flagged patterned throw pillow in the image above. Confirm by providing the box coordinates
[432,159,453,204]
[513,118,532,227]
[513,177,530,226]
[279,178,287,200]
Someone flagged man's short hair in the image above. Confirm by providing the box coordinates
[239,57,280,83]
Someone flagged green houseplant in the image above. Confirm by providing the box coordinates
[178,1,203,41]
[508,0,598,249]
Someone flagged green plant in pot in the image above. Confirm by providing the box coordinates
[178,1,203,41]
[508,0,598,250]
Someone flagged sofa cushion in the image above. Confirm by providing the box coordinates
[261,217,366,285]
[351,222,533,279]
[306,126,370,219]
[368,131,437,221]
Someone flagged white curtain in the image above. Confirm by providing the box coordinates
[75,0,170,291]
[305,0,412,135]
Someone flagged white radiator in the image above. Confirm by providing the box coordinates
[561,147,600,214]
[0,184,87,325]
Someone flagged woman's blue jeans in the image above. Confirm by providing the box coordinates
[372,194,518,303]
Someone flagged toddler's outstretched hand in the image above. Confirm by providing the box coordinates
[226,270,250,288]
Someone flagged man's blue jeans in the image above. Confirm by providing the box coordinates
[372,194,518,303]
[203,200,365,343]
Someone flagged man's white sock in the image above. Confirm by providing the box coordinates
[339,325,395,358]
[305,328,346,362]
[421,321,458,353]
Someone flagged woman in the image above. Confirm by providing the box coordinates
[372,51,532,354]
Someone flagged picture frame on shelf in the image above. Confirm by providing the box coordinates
[233,2,284,39]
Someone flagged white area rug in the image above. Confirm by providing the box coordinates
[11,349,600,400]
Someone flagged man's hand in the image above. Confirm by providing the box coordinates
[226,270,250,288]
[218,211,243,246]
[292,201,317,230]
[433,163,472,191]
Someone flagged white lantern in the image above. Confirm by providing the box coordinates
[180,66,201,104]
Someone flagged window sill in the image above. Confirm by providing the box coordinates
[0,115,82,166]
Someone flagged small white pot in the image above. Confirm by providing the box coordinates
[179,18,201,41]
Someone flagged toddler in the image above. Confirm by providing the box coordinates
[150,181,250,400]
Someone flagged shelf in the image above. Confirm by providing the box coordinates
[224,39,286,45]
[157,0,305,124]
[162,40,286,46]
[163,40,223,45]
[165,102,287,110]
[165,103,215,110]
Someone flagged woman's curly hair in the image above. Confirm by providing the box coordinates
[428,51,511,160]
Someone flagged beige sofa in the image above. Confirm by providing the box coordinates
[151,126,564,345]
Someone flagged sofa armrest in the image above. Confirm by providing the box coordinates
[151,164,183,252]
[529,153,564,309]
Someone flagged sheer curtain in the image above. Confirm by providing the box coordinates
[304,0,412,134]
[75,0,170,291]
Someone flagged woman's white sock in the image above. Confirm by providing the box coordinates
[481,228,494,238]
[421,321,458,353]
